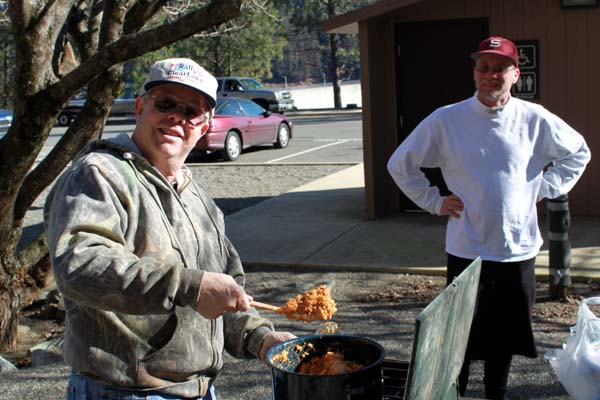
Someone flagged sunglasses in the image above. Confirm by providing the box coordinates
[474,64,516,75]
[147,94,211,126]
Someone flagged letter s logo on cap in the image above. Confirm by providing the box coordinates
[489,39,502,48]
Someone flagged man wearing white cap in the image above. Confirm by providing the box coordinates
[387,37,591,398]
[44,58,294,399]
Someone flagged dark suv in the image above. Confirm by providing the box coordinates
[216,77,295,114]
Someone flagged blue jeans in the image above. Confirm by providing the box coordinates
[66,370,216,400]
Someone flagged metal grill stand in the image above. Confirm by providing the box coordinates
[382,359,410,399]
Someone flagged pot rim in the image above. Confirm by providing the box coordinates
[265,333,385,375]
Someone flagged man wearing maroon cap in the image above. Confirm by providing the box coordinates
[388,37,591,399]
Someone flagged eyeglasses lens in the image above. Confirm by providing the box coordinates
[152,96,208,126]
[475,65,513,75]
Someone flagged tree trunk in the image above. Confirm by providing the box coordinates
[325,0,342,109]
[0,233,52,351]
[329,33,341,109]
[0,287,21,349]
[214,36,223,76]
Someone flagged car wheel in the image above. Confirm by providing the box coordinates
[274,123,290,149]
[57,113,72,127]
[220,131,241,161]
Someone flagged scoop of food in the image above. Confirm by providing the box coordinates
[277,285,337,322]
[251,285,337,322]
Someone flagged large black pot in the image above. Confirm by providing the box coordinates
[266,334,385,400]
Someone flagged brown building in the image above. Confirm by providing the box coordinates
[323,0,598,219]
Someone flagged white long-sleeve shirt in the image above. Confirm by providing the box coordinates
[387,95,591,262]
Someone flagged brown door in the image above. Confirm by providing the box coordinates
[395,19,487,210]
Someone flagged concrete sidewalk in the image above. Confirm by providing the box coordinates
[226,163,600,281]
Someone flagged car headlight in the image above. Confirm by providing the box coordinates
[275,91,283,100]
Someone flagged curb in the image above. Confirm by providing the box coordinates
[286,108,362,118]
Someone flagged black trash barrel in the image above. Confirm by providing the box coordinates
[547,195,571,299]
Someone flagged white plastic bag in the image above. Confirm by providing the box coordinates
[545,296,600,400]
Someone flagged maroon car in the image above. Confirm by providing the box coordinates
[195,98,293,161]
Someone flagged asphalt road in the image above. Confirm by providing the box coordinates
[44,114,364,165]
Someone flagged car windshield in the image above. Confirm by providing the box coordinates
[215,99,244,116]
[239,78,264,90]
[238,99,265,116]
[215,99,266,117]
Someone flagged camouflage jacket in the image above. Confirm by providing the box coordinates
[44,134,274,397]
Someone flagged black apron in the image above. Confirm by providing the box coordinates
[447,254,538,359]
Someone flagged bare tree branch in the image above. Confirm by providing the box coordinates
[6,0,34,32]
[12,0,246,221]
[124,0,168,33]
[163,0,197,17]
[192,19,246,38]
[248,0,280,21]
[15,0,132,221]
[50,0,244,104]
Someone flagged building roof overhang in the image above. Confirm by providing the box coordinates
[321,0,421,34]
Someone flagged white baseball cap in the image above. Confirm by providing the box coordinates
[140,58,218,108]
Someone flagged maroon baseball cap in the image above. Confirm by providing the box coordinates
[471,36,519,66]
